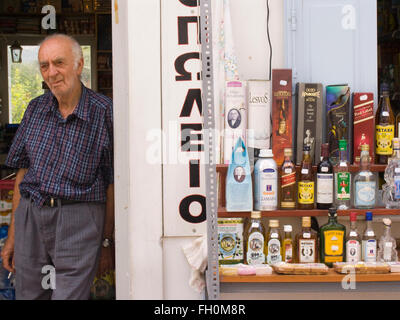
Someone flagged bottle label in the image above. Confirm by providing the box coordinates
[355,181,376,206]
[324,230,344,257]
[362,239,377,262]
[317,173,333,204]
[284,242,293,263]
[298,239,316,263]
[376,125,395,155]
[267,238,282,264]
[395,175,400,200]
[256,170,277,209]
[335,172,351,200]
[281,172,296,188]
[298,181,314,204]
[247,232,265,265]
[346,239,360,263]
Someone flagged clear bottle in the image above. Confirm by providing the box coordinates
[266,220,282,265]
[245,211,266,265]
[282,225,294,263]
[334,139,351,210]
[280,148,297,210]
[361,211,377,262]
[383,138,400,208]
[296,216,318,263]
[353,144,377,209]
[298,145,315,210]
[378,218,398,262]
[346,212,361,263]
[317,143,334,209]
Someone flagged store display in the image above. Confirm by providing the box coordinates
[273,262,328,275]
[298,145,314,210]
[254,149,278,211]
[218,218,244,264]
[383,138,400,208]
[377,218,398,262]
[295,83,323,165]
[333,262,390,274]
[271,69,292,166]
[296,217,318,263]
[353,92,375,164]
[280,148,296,210]
[319,208,346,267]
[326,85,351,164]
[282,225,294,263]
[334,139,351,210]
[375,84,395,164]
[266,220,282,265]
[353,144,377,209]
[247,80,271,150]
[346,212,361,263]
[244,211,266,265]
[316,143,334,209]
[362,211,377,262]
[226,137,253,212]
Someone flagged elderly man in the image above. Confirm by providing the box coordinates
[1,34,114,300]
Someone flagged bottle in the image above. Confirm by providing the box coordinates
[296,216,318,263]
[282,225,294,263]
[346,212,361,263]
[353,144,377,209]
[361,211,377,262]
[383,138,400,208]
[378,218,398,262]
[320,207,346,267]
[280,148,296,210]
[375,84,395,164]
[316,143,334,209]
[245,211,266,265]
[266,220,282,265]
[298,145,315,210]
[334,139,351,210]
[254,149,278,211]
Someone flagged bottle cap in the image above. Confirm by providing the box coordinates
[259,149,273,158]
[339,139,347,151]
[284,148,292,157]
[365,211,373,221]
[251,211,262,219]
[302,216,311,228]
[269,219,279,228]
[284,225,292,232]
[383,218,392,226]
[349,212,358,222]
[328,207,337,217]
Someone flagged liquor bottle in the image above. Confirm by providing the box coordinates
[319,207,346,267]
[353,144,377,209]
[280,148,296,210]
[282,225,294,263]
[378,218,398,262]
[296,216,318,263]
[361,211,377,262]
[375,84,395,164]
[266,220,282,265]
[316,143,334,209]
[334,139,351,210]
[245,211,266,265]
[383,138,400,208]
[346,212,361,263]
[298,145,315,210]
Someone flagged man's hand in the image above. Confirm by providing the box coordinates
[96,246,115,278]
[1,237,15,273]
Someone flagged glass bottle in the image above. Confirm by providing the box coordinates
[383,138,400,208]
[346,212,361,263]
[334,139,351,210]
[298,145,315,210]
[296,216,318,263]
[317,143,334,209]
[353,144,377,209]
[266,219,282,265]
[280,148,296,210]
[378,218,398,262]
[319,207,346,267]
[282,225,294,263]
[361,211,377,262]
[245,211,266,265]
[375,84,395,165]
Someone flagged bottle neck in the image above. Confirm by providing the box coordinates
[366,220,372,230]
[384,225,391,237]
[328,215,337,224]
[360,151,370,170]
[350,220,356,230]
[339,149,347,162]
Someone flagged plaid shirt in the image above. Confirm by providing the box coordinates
[5,84,113,207]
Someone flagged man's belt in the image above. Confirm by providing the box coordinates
[43,197,86,207]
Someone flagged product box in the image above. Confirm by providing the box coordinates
[353,92,375,164]
[272,69,292,166]
[326,84,352,163]
[218,218,244,264]
[247,80,272,151]
[295,83,323,165]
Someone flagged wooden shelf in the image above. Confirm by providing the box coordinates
[220,269,400,283]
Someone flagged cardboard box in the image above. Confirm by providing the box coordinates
[326,85,352,163]
[353,93,375,164]
[295,83,323,165]
[272,69,292,166]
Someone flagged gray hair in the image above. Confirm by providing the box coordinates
[39,33,83,69]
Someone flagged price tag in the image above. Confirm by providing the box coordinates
[321,167,329,173]
[251,222,259,229]
[271,233,278,238]
[303,232,311,239]
[385,242,393,248]
[284,168,292,174]
[301,169,309,175]
[395,168,400,174]
[367,231,375,237]
[382,111,389,117]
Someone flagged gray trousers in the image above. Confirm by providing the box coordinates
[14,196,105,300]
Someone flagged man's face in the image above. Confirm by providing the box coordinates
[38,38,83,98]
[231,110,239,120]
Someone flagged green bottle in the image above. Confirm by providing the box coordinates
[320,207,346,267]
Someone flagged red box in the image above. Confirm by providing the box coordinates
[272,69,292,165]
[353,93,374,164]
